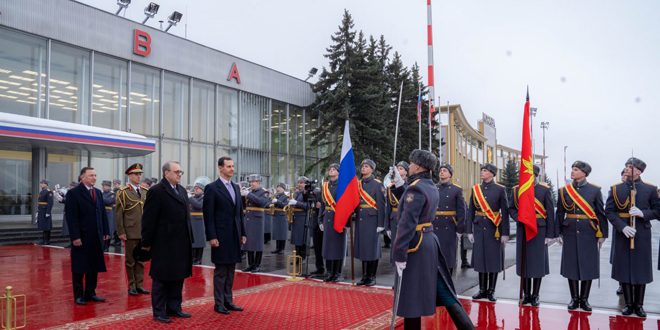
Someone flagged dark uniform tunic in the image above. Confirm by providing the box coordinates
[466,180,510,273]
[557,180,608,281]
[386,184,406,259]
[393,175,458,318]
[510,183,556,278]
[433,182,466,270]
[189,193,207,249]
[243,188,271,252]
[355,175,386,261]
[102,190,116,237]
[606,179,660,284]
[290,191,309,246]
[271,192,289,241]
[37,188,54,231]
[320,179,347,260]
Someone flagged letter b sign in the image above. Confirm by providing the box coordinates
[133,29,151,57]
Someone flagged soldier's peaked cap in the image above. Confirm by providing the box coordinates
[625,157,646,173]
[409,149,437,171]
[125,163,144,175]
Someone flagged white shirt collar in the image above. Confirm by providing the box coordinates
[220,176,232,185]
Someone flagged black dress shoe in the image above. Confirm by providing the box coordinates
[472,291,487,300]
[634,305,646,318]
[250,266,261,273]
[153,315,172,323]
[486,291,497,302]
[521,295,531,305]
[128,288,139,296]
[579,299,592,312]
[530,295,540,307]
[567,299,580,310]
[214,305,230,314]
[87,295,106,302]
[74,298,86,305]
[310,269,325,276]
[621,305,634,316]
[136,287,151,294]
[225,303,243,311]
[242,265,255,272]
[167,310,192,318]
[364,278,376,287]
[355,278,367,286]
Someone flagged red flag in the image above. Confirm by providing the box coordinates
[518,88,537,241]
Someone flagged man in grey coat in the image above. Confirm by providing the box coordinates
[270,183,289,254]
[606,157,660,317]
[241,174,272,273]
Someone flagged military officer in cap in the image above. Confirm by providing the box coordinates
[354,159,386,286]
[101,180,117,250]
[467,163,510,302]
[434,164,467,275]
[394,149,473,330]
[509,165,556,306]
[557,160,607,311]
[385,161,408,251]
[37,179,54,245]
[289,176,310,259]
[270,183,289,254]
[606,157,660,317]
[319,163,348,282]
[241,174,272,272]
[189,180,207,265]
[115,163,150,296]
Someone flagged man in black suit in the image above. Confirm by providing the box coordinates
[203,156,247,315]
[65,167,110,305]
[141,161,194,323]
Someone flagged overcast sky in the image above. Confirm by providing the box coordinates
[81,0,660,189]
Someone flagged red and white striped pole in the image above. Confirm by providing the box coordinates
[426,0,435,153]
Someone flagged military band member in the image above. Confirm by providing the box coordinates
[557,161,607,311]
[112,179,121,193]
[354,159,386,286]
[393,149,473,330]
[433,164,466,275]
[289,177,310,259]
[264,188,273,245]
[385,161,408,252]
[37,179,54,245]
[509,165,556,306]
[190,181,207,265]
[270,183,289,254]
[241,174,272,272]
[115,163,150,296]
[606,158,660,317]
[319,163,347,282]
[101,180,116,251]
[467,163,510,302]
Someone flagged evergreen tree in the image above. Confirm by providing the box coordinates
[543,174,558,205]
[500,158,519,200]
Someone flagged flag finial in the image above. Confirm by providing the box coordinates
[526,86,529,101]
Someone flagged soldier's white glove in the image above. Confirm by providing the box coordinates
[395,261,406,277]
[501,235,509,244]
[240,188,249,197]
[598,237,606,250]
[288,199,298,206]
[544,238,553,245]
[376,226,384,233]
[629,206,644,218]
[319,223,324,231]
[456,233,462,240]
[386,230,392,238]
[46,214,51,217]
[622,226,636,238]
[392,167,404,188]
[556,236,563,245]
[272,198,278,203]
[468,234,474,243]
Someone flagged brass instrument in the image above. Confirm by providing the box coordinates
[1,286,27,329]
[286,250,304,281]
[284,185,296,224]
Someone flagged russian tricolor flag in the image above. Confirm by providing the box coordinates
[333,120,360,233]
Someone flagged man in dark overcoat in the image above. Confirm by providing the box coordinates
[319,163,347,282]
[385,161,408,256]
[241,174,272,272]
[289,177,310,259]
[270,183,289,254]
[434,164,466,274]
[65,167,109,305]
[37,179,54,245]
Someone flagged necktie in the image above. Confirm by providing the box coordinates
[172,185,179,195]
[90,188,96,203]
[136,186,141,198]
[226,182,236,203]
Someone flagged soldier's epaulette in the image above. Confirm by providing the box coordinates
[410,179,420,186]
[452,183,462,189]
[588,183,601,189]
[494,182,505,188]
[375,179,382,183]
[119,185,130,191]
[140,186,149,191]
[538,182,549,188]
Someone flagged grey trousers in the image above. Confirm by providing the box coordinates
[214,263,236,307]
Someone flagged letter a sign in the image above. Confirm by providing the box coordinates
[227,63,241,84]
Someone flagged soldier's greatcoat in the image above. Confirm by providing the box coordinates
[606,179,660,284]
[320,179,347,260]
[290,191,309,246]
[271,192,289,241]
[386,184,406,259]
[557,180,608,281]
[433,182,466,270]
[102,190,116,237]
[243,188,271,252]
[37,188,53,231]
[189,193,207,249]
[354,175,386,261]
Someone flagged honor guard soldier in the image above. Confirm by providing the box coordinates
[509,165,556,306]
[101,180,117,250]
[189,179,209,265]
[37,179,54,245]
[241,174,272,272]
[115,163,150,296]
[112,179,121,193]
[385,161,408,251]
[434,164,467,275]
[467,163,510,302]
[270,183,289,254]
[289,177,310,259]
[606,158,660,317]
[393,150,473,330]
[557,161,607,311]
[355,159,386,286]
[320,163,348,282]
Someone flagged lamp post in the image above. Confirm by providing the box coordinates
[540,121,549,179]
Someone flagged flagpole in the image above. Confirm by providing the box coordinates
[426,0,435,152]
[418,83,422,149]
[393,81,404,166]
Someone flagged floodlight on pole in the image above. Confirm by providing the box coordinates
[165,11,183,32]
[304,67,318,82]
[115,0,131,16]
[142,2,160,24]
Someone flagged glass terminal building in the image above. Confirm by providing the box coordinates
[0,0,316,227]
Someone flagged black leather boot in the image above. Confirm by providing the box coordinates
[621,283,634,316]
[252,252,262,273]
[486,273,498,301]
[44,231,51,245]
[332,260,342,282]
[472,273,488,299]
[324,260,335,282]
[403,317,421,330]
[522,278,532,305]
[446,302,475,330]
[567,280,580,310]
[579,280,592,311]
[356,262,368,286]
[531,277,542,307]
[634,284,647,317]
[364,261,377,286]
[243,252,255,272]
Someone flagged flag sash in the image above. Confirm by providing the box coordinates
[358,180,378,209]
[322,182,336,211]
[472,184,502,227]
[564,184,597,219]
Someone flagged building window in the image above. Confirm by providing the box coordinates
[191,79,214,144]
[0,27,47,118]
[129,64,160,136]
[162,72,189,140]
[161,140,189,183]
[0,148,32,217]
[217,86,238,146]
[49,42,90,124]
[92,54,127,130]
[239,92,268,150]
[190,143,214,181]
